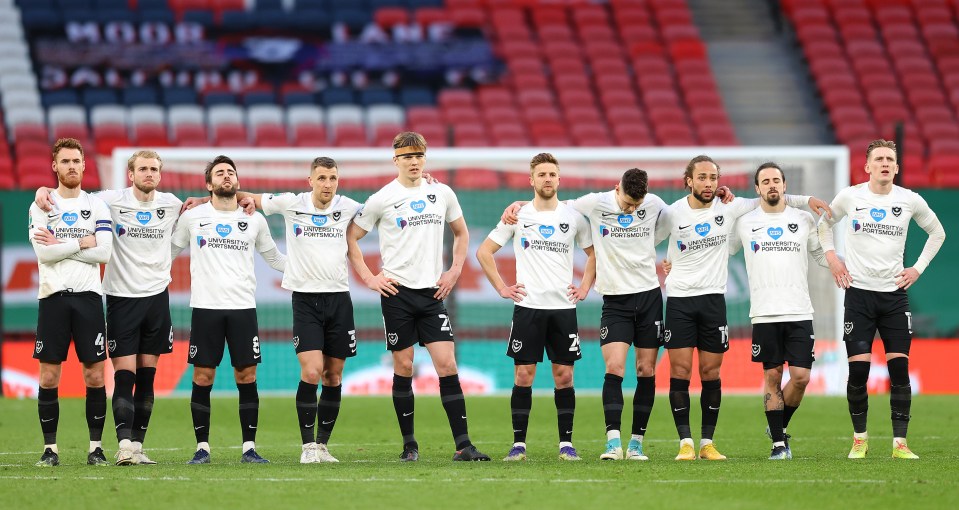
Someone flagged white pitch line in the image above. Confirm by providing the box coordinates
[0,475,920,484]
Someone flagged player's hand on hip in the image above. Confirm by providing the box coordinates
[808,196,832,219]
[895,267,920,290]
[35,187,55,212]
[827,255,852,288]
[498,283,526,303]
[180,196,209,213]
[501,202,522,225]
[365,272,399,297]
[716,186,735,204]
[32,228,61,246]
[239,197,256,215]
[661,259,672,276]
[567,284,588,304]
[434,268,461,300]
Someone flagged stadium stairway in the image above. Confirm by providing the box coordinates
[688,0,832,145]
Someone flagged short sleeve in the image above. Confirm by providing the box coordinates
[574,213,592,249]
[93,188,122,205]
[570,192,602,216]
[443,185,463,223]
[486,221,515,247]
[353,192,383,232]
[253,212,277,252]
[261,192,297,216]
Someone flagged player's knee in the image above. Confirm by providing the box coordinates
[636,360,655,377]
[434,359,458,377]
[301,367,321,385]
[193,371,214,386]
[321,369,341,387]
[39,371,60,388]
[235,371,256,384]
[790,371,811,389]
[514,366,536,387]
[605,361,625,377]
[393,358,414,377]
[699,366,721,381]
[82,365,105,387]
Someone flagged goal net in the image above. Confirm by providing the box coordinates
[109,146,850,395]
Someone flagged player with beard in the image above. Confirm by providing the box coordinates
[659,155,829,461]
[477,153,595,461]
[29,138,113,466]
[172,155,286,464]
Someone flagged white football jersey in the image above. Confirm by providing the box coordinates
[171,203,279,309]
[818,184,943,292]
[28,191,113,298]
[570,191,668,295]
[661,195,808,297]
[487,202,592,309]
[262,192,361,293]
[353,179,463,289]
[96,188,182,298]
[734,206,825,323]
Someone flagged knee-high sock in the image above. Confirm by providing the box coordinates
[783,404,799,430]
[131,367,156,444]
[237,381,259,443]
[847,361,870,434]
[555,387,576,443]
[511,385,532,444]
[439,374,471,450]
[38,386,59,445]
[392,374,416,448]
[700,379,722,440]
[112,370,136,442]
[316,384,342,444]
[887,357,911,438]
[668,378,691,439]
[190,383,212,443]
[602,373,624,434]
[86,386,107,442]
[632,376,656,436]
[295,380,318,444]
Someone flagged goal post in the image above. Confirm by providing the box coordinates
[109,145,850,395]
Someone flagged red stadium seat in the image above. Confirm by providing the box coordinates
[452,169,502,190]
[173,124,209,146]
[292,124,328,147]
[213,124,248,147]
[133,124,171,148]
[253,124,288,147]
[16,156,56,189]
[333,124,369,147]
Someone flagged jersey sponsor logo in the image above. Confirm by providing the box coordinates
[599,225,610,237]
[189,345,198,358]
[870,208,886,222]
[427,194,436,203]
[293,224,303,237]
[695,223,710,237]
[751,241,760,253]
[311,214,328,226]
[844,321,854,335]
[714,215,724,226]
[539,225,555,238]
[196,235,207,248]
[852,219,861,232]
[81,210,91,220]
[892,206,902,217]
[292,335,299,349]
[676,240,687,252]
[637,209,646,220]
[238,221,248,231]
[511,338,522,353]
[116,223,127,236]
[387,332,399,345]
[157,209,165,219]
[216,224,232,237]
[767,227,783,240]
[788,223,798,233]
[136,211,151,224]
[35,340,43,353]
[559,223,569,233]
[62,212,78,226]
[752,343,761,357]
[599,326,608,340]
[410,200,427,213]
[396,217,408,229]
[617,215,633,228]
[520,237,530,249]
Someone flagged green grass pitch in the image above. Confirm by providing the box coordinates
[1,394,957,509]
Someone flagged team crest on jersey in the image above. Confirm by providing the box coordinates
[427,194,436,203]
[332,211,341,221]
[559,223,569,233]
[637,209,646,220]
[387,332,399,345]
[108,339,116,353]
[511,338,523,353]
[788,223,798,233]
[600,327,608,340]
[844,322,854,335]
[664,330,671,343]
[238,221,248,232]
[157,209,165,219]
[81,210,91,220]
[892,206,902,217]
[189,345,197,358]
[35,340,43,353]
[714,215,724,226]
[752,344,761,357]
[292,336,299,349]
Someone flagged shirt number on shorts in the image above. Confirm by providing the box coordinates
[95,333,105,355]
[568,334,581,354]
[439,314,453,336]
[719,326,729,349]
[905,312,912,334]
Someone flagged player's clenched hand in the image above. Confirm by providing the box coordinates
[365,272,398,297]
[498,283,526,303]
[434,268,461,300]
[661,259,672,276]
[501,202,523,225]
[239,196,256,215]
[808,196,832,219]
[180,196,209,213]
[32,228,62,246]
[567,284,588,304]
[35,188,55,212]
[827,253,852,288]
[716,186,735,204]
[895,267,920,290]
[423,172,439,184]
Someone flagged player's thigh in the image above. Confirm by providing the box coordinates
[664,296,699,350]
[544,309,581,364]
[34,294,72,362]
[71,292,107,364]
[381,290,418,351]
[138,290,174,356]
[783,320,816,370]
[415,290,455,344]
[876,290,912,356]
[634,288,665,350]
[751,322,785,366]
[600,294,637,346]
[189,308,228,367]
[225,308,261,368]
[322,292,358,359]
[843,287,879,357]
[693,294,728,354]
[292,292,327,354]
[507,306,547,364]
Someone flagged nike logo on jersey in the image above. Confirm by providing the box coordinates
[678,225,690,230]
[47,213,58,218]
[752,227,764,232]
[199,222,211,227]
[523,224,535,228]
[855,207,868,211]
[393,203,403,209]
[119,209,134,214]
